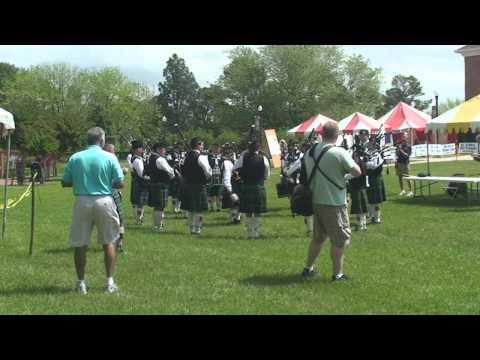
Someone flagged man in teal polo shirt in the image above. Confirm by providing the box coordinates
[62,127,125,295]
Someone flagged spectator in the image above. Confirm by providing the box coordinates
[15,154,25,186]
[395,135,413,197]
[300,120,361,281]
[62,127,124,295]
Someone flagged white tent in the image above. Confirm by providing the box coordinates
[0,107,15,240]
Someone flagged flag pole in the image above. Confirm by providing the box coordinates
[2,130,11,240]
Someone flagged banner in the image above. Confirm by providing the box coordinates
[458,142,480,154]
[264,129,282,168]
[409,143,456,158]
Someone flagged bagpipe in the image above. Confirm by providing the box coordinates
[350,125,393,177]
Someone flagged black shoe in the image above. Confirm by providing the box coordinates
[302,267,317,279]
[331,274,351,282]
[233,219,241,225]
[216,209,221,212]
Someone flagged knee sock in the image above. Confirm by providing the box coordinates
[188,212,195,228]
[153,210,163,227]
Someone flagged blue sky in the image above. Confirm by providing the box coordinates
[0,45,465,104]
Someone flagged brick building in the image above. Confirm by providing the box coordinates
[455,45,480,101]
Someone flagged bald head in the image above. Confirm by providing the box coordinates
[322,120,339,142]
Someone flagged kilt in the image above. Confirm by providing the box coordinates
[221,188,241,209]
[367,175,386,204]
[130,179,149,206]
[180,183,209,212]
[169,178,181,198]
[208,184,224,197]
[350,188,369,214]
[112,190,124,225]
[148,183,169,209]
[239,184,267,214]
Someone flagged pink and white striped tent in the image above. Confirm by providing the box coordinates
[287,114,336,136]
[377,102,431,132]
[338,112,383,134]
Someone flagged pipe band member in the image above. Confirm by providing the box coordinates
[180,138,212,235]
[234,140,270,239]
[130,141,150,225]
[148,142,175,232]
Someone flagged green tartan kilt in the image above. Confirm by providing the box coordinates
[239,184,267,214]
[208,184,224,197]
[350,188,369,214]
[180,183,209,212]
[169,179,181,198]
[367,175,386,204]
[148,183,170,209]
[130,179,149,206]
[112,190,124,225]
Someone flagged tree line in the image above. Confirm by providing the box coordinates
[0,45,457,156]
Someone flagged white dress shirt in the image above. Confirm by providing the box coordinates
[222,159,234,192]
[156,156,175,179]
[127,153,133,169]
[195,150,212,178]
[132,157,149,180]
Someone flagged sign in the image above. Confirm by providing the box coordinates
[458,142,480,154]
[264,129,282,168]
[410,143,456,158]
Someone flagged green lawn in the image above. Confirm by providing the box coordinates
[1,159,480,314]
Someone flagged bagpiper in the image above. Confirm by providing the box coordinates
[167,143,184,215]
[180,138,212,235]
[130,141,150,225]
[221,148,242,225]
[147,142,176,232]
[207,143,224,212]
[234,140,270,239]
[365,133,387,224]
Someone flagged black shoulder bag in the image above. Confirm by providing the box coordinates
[290,144,333,216]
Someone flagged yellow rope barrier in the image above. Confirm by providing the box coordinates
[0,172,36,210]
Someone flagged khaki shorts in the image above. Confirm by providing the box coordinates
[395,162,410,176]
[69,196,120,248]
[313,204,351,247]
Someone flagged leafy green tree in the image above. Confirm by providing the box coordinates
[157,54,199,130]
[381,75,432,114]
[438,98,463,115]
[0,62,18,102]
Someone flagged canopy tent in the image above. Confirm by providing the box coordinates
[427,94,480,133]
[287,114,336,136]
[377,102,431,133]
[338,112,383,134]
[0,107,15,240]
[377,102,432,145]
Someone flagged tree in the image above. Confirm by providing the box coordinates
[216,46,268,134]
[157,54,199,130]
[381,75,432,114]
[0,62,18,102]
[337,54,383,118]
[1,64,159,154]
[439,98,463,115]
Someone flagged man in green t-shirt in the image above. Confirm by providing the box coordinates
[301,121,361,281]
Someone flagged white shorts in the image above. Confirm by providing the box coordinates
[69,196,120,248]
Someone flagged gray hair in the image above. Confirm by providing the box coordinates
[322,121,339,141]
[87,127,106,146]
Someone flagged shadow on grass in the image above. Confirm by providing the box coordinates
[1,285,73,297]
[240,273,322,287]
[390,194,480,209]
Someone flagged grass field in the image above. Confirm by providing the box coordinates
[1,159,480,314]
